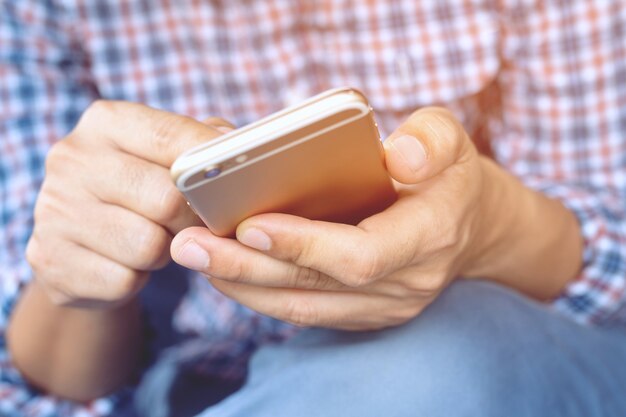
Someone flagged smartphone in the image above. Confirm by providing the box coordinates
[171,87,397,237]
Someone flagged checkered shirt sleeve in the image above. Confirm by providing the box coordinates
[1,0,626,415]
[495,1,626,325]
[0,2,125,416]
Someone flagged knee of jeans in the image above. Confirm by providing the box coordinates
[375,280,545,413]
[411,280,543,364]
[283,281,542,415]
[417,279,541,337]
[249,281,549,416]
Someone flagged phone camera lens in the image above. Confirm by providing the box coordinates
[204,166,221,179]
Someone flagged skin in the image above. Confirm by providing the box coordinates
[7,102,230,401]
[171,107,583,330]
[7,103,582,401]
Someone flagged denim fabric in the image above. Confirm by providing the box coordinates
[136,280,626,417]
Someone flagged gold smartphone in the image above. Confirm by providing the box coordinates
[171,87,397,237]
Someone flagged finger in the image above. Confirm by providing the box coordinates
[235,207,424,287]
[171,226,346,291]
[46,201,172,271]
[200,116,235,133]
[75,101,226,167]
[27,236,148,308]
[210,279,424,330]
[88,150,202,234]
[383,107,475,184]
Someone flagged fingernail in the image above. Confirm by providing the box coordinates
[238,227,272,251]
[176,240,210,270]
[389,134,427,173]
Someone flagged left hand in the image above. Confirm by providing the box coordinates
[171,107,498,330]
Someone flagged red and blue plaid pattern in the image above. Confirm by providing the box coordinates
[1,0,625,415]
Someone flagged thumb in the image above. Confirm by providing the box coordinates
[383,107,473,184]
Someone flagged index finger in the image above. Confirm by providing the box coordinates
[75,100,226,167]
[234,196,427,287]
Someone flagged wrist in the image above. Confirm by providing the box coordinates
[463,157,528,279]
[462,157,583,299]
[8,281,143,400]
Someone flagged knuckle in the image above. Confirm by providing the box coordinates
[149,115,190,153]
[290,237,313,267]
[415,107,458,129]
[456,223,474,253]
[218,255,247,283]
[88,99,114,115]
[62,260,140,306]
[437,219,467,255]
[134,225,171,270]
[45,141,75,174]
[123,161,147,196]
[414,107,467,153]
[123,164,184,226]
[295,267,330,290]
[342,247,384,287]
[285,265,337,291]
[26,239,75,300]
[81,100,117,126]
[201,241,243,280]
[45,142,91,188]
[285,219,317,267]
[84,262,142,304]
[96,266,141,303]
[283,298,317,328]
[33,193,64,227]
[47,277,81,304]
[34,275,78,307]
[156,185,186,225]
[36,271,80,307]
[25,235,48,271]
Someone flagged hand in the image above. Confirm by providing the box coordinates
[26,101,230,308]
[171,107,500,330]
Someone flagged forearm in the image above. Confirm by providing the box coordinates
[7,281,143,402]
[467,157,584,300]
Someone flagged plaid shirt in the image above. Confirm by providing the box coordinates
[1,0,626,415]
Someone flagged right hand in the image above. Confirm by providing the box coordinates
[26,101,230,309]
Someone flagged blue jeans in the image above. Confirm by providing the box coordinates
[135,281,626,417]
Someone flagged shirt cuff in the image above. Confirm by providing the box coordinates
[526,179,626,326]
